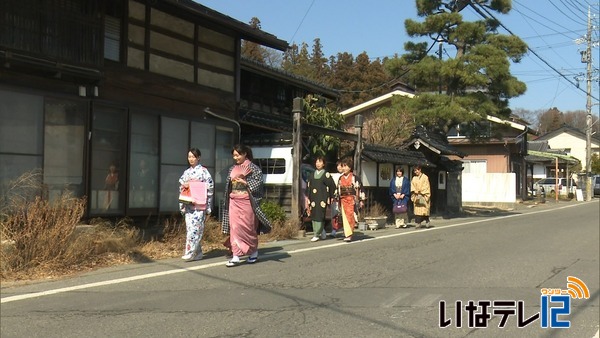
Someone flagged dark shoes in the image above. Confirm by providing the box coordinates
[415,222,433,229]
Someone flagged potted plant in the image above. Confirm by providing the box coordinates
[363,202,388,229]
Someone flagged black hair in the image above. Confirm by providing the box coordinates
[232,144,253,161]
[188,148,201,158]
[314,156,327,165]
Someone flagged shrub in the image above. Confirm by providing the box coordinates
[260,200,287,223]
[0,170,140,280]
[1,174,86,276]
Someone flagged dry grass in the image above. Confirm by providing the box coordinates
[364,201,388,218]
[1,171,302,284]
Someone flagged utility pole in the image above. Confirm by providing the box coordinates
[438,38,443,94]
[584,7,593,201]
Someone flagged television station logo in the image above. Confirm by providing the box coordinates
[439,276,590,329]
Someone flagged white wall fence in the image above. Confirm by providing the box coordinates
[462,173,516,208]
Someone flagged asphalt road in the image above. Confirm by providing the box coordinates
[1,200,599,338]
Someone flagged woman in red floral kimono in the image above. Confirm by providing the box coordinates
[336,157,366,242]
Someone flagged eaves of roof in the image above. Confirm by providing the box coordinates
[241,58,339,99]
[358,144,436,168]
[448,137,519,145]
[404,126,466,158]
[339,90,415,117]
[239,109,293,132]
[526,150,580,164]
[165,0,288,51]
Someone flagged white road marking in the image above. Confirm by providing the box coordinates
[381,292,410,308]
[412,293,443,307]
[1,202,591,304]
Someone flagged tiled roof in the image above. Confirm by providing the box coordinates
[404,126,466,157]
[527,140,550,152]
[239,109,293,132]
[346,143,436,168]
[241,57,339,99]
[437,156,465,172]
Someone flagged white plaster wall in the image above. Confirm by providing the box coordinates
[462,173,516,203]
[546,133,599,165]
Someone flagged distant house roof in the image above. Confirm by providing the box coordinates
[339,89,415,118]
[241,58,339,99]
[403,126,466,157]
[527,140,551,152]
[168,0,289,51]
[536,124,600,143]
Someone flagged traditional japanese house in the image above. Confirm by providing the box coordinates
[0,0,288,218]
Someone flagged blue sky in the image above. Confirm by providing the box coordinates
[198,0,599,116]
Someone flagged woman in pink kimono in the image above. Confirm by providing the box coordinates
[221,144,271,267]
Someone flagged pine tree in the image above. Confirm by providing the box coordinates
[385,0,528,132]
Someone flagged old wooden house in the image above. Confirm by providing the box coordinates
[0,0,289,218]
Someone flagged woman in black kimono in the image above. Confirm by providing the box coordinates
[307,156,337,242]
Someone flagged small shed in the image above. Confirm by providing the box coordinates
[402,126,465,214]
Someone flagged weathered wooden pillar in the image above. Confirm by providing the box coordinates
[291,97,303,221]
[354,114,364,177]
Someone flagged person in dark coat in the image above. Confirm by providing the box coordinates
[307,156,336,242]
[390,167,410,228]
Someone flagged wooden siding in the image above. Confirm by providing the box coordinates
[198,28,235,52]
[149,54,194,82]
[126,47,145,70]
[1,0,103,68]
[128,0,145,21]
[150,31,194,60]
[125,0,235,92]
[150,8,194,38]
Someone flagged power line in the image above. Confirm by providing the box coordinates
[554,0,586,23]
[513,0,580,39]
[511,3,577,69]
[562,0,587,17]
[289,0,316,44]
[471,2,598,102]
